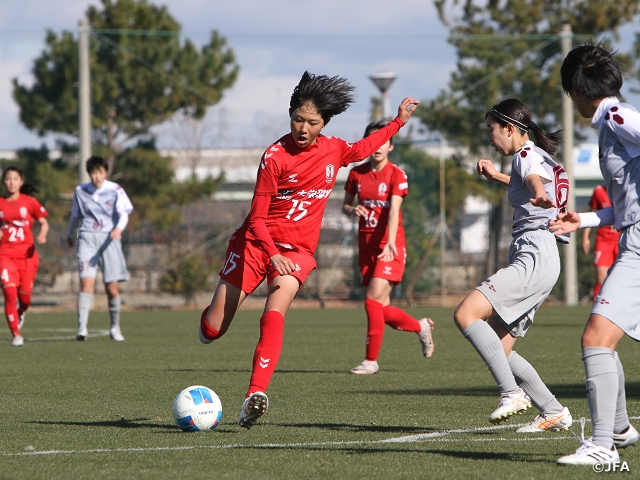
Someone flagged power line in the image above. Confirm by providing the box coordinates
[419,35,561,117]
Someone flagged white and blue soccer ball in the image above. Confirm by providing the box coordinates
[172,385,222,432]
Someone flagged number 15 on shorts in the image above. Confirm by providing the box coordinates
[223,252,240,275]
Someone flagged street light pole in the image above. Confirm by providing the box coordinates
[561,24,578,305]
[369,72,397,118]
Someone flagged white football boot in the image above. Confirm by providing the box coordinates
[557,418,620,466]
[614,424,639,449]
[489,388,531,424]
[516,407,572,433]
[18,312,25,330]
[418,318,435,358]
[12,334,24,347]
[239,392,268,429]
[109,326,125,342]
[76,326,88,341]
[350,360,379,375]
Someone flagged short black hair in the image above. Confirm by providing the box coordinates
[561,40,622,100]
[85,155,109,174]
[363,118,394,144]
[289,71,355,124]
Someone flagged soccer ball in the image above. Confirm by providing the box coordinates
[172,385,223,432]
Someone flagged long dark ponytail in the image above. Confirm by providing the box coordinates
[486,98,563,156]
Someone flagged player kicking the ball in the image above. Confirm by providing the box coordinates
[454,99,572,432]
[553,41,640,467]
[198,71,418,429]
[342,118,434,375]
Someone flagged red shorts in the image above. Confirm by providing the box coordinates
[0,253,39,291]
[359,245,406,288]
[218,233,317,294]
[593,240,618,267]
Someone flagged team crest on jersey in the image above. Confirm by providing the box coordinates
[288,174,299,183]
[378,183,388,196]
[325,164,335,183]
[19,207,27,218]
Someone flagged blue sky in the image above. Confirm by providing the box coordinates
[0,1,637,151]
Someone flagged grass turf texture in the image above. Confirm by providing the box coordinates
[0,305,638,479]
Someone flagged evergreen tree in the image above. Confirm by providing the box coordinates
[12,0,239,171]
[423,0,639,151]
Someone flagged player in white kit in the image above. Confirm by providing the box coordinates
[66,156,133,342]
[454,99,573,432]
[553,41,640,466]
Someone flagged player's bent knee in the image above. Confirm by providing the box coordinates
[200,306,227,341]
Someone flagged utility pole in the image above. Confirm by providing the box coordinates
[439,137,447,300]
[561,24,578,305]
[78,19,91,184]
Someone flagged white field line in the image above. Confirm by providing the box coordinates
[7,417,639,457]
[16,329,110,342]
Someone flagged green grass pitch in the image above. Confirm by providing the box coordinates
[0,305,638,479]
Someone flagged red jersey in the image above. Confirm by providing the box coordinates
[589,185,619,243]
[0,194,48,258]
[345,161,408,248]
[239,119,403,256]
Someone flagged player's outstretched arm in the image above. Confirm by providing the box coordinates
[396,97,420,125]
[549,211,581,236]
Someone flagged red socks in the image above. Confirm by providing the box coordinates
[365,298,385,361]
[365,300,422,361]
[18,290,31,317]
[3,286,19,337]
[382,305,421,333]
[248,310,285,396]
[200,307,224,341]
[594,283,602,300]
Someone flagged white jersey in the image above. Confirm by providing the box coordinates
[508,141,570,243]
[591,97,640,230]
[66,180,133,236]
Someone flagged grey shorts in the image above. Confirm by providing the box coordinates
[592,222,640,341]
[77,231,129,283]
[476,229,560,337]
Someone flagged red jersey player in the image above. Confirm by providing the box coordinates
[0,166,49,346]
[198,71,419,429]
[342,119,434,375]
[582,185,620,299]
